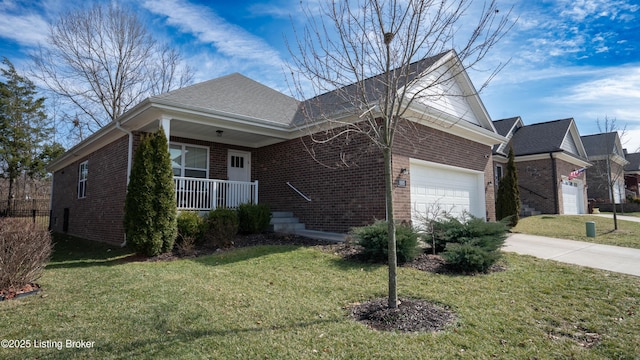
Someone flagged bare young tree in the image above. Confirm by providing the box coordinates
[31,2,193,138]
[288,0,513,308]
[591,117,628,230]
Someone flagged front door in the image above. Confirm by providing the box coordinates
[227,150,251,207]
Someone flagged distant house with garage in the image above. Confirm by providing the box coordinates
[47,50,505,245]
[581,132,629,204]
[493,117,591,216]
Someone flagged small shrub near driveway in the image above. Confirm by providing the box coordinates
[351,221,420,263]
[0,218,52,290]
[432,216,508,273]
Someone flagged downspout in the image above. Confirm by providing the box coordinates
[48,174,54,231]
[550,152,559,214]
[115,121,133,247]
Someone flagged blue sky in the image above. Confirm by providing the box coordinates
[1,0,639,152]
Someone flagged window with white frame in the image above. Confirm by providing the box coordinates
[169,143,209,178]
[78,161,88,198]
[495,165,503,186]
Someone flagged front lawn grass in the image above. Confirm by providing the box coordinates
[513,215,640,249]
[1,235,638,359]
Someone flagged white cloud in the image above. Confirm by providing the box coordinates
[562,67,640,103]
[0,11,49,47]
[142,0,285,69]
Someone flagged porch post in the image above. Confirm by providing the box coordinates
[254,180,259,205]
[160,116,171,146]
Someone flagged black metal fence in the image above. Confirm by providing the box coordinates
[0,199,51,229]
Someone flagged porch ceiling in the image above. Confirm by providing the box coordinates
[138,118,291,148]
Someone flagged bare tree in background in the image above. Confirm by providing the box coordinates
[31,2,193,139]
[592,117,628,230]
[288,0,513,309]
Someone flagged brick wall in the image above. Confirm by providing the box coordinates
[392,120,496,222]
[257,131,386,233]
[515,156,587,214]
[51,135,129,245]
[258,120,497,233]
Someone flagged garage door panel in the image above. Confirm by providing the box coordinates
[410,160,484,226]
[562,179,584,215]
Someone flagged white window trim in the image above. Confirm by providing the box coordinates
[170,142,210,178]
[495,164,503,185]
[78,161,88,199]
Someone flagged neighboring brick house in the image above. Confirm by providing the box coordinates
[48,50,505,245]
[581,132,629,204]
[624,151,640,198]
[492,117,591,215]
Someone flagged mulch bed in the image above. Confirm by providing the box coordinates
[0,283,42,301]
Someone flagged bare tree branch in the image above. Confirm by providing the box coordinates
[30,2,193,139]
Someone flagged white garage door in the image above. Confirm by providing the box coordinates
[561,179,584,215]
[410,159,485,228]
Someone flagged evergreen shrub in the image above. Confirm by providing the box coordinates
[204,208,239,248]
[176,211,205,243]
[433,216,509,273]
[351,221,420,264]
[237,203,271,234]
[124,129,177,257]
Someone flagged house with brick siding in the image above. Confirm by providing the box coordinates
[492,117,591,216]
[48,50,505,245]
[580,132,629,204]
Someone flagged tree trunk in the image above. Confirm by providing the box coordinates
[383,147,398,309]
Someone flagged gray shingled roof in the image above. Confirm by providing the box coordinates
[151,50,454,128]
[510,118,574,156]
[625,152,640,172]
[152,73,300,125]
[492,117,521,137]
[291,51,450,126]
[580,132,619,157]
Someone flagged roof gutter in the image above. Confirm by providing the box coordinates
[115,121,132,248]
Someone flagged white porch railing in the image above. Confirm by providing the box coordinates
[173,177,258,211]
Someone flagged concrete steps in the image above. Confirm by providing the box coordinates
[270,211,346,243]
[270,211,305,232]
[520,203,541,217]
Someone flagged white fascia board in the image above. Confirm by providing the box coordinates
[47,122,121,172]
[404,103,506,146]
[516,152,592,168]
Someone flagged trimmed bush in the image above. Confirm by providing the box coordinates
[0,218,52,290]
[237,203,271,234]
[433,216,508,273]
[351,221,420,264]
[177,211,205,242]
[443,243,502,273]
[204,208,239,248]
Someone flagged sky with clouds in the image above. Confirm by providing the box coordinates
[1,0,639,152]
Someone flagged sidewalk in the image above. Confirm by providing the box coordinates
[591,213,640,223]
[504,233,640,277]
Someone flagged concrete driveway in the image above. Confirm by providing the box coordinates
[504,233,640,277]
